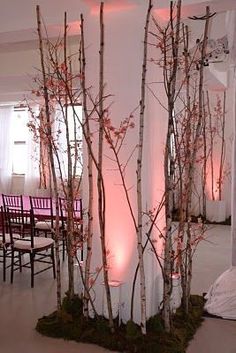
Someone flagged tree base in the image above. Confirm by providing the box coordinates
[36,294,204,353]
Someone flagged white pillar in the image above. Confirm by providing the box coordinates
[204,10,236,316]
[231,67,236,265]
[82,0,164,322]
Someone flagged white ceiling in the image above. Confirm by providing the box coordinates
[0,0,234,103]
[0,0,235,50]
[0,0,235,35]
[156,0,236,11]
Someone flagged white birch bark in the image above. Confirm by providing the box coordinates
[163,0,182,332]
[80,13,94,318]
[36,5,62,311]
[136,0,152,335]
[182,7,210,313]
[97,2,114,333]
[63,11,75,300]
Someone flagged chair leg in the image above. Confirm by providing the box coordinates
[51,247,56,279]
[11,250,14,284]
[18,252,22,272]
[3,248,6,282]
[30,253,34,288]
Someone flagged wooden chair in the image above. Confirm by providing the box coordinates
[6,208,56,288]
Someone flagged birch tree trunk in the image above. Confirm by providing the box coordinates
[80,13,94,319]
[62,11,75,300]
[39,111,50,189]
[162,0,182,332]
[218,91,226,201]
[136,0,152,335]
[177,23,191,306]
[182,7,210,313]
[97,2,114,333]
[36,4,62,311]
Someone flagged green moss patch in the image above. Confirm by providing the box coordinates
[36,294,204,353]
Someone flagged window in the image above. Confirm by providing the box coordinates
[12,105,83,177]
[12,109,29,174]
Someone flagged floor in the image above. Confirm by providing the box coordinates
[0,225,234,353]
[0,261,115,353]
[187,224,236,353]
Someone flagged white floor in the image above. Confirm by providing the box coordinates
[0,260,116,353]
[0,225,234,353]
[187,224,236,353]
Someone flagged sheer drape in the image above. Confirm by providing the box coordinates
[24,106,40,196]
[53,105,83,196]
[0,106,14,193]
[54,105,82,176]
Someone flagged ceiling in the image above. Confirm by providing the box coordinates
[0,0,234,103]
[0,0,235,52]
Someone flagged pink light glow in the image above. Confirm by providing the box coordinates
[67,21,81,35]
[107,226,136,281]
[84,0,136,15]
[205,159,221,201]
[153,8,171,22]
[172,272,180,279]
[154,3,211,22]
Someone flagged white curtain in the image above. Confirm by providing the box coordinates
[0,106,14,194]
[54,107,67,178]
[24,106,40,196]
[54,105,83,181]
[225,11,236,265]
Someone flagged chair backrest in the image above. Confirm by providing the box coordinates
[6,207,34,247]
[2,194,23,213]
[29,196,53,212]
[59,197,83,222]
[0,206,7,244]
[29,196,53,225]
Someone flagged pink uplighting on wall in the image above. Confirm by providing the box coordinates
[154,4,214,21]
[153,8,171,22]
[85,0,136,15]
[108,227,136,281]
[67,21,81,35]
[205,159,221,201]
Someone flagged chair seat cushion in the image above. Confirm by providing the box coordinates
[35,220,62,230]
[14,237,54,251]
[35,221,52,230]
